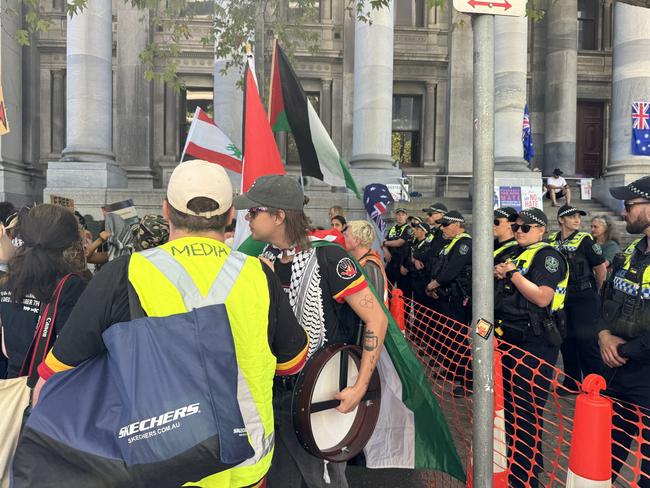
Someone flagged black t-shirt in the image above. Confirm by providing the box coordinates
[553,231,605,284]
[273,245,368,346]
[1,275,86,379]
[50,253,307,369]
[494,238,520,265]
[385,223,412,266]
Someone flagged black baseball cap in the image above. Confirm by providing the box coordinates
[414,221,431,233]
[395,208,408,214]
[233,175,304,211]
[557,205,586,218]
[511,208,548,226]
[422,202,448,214]
[494,207,517,220]
[552,168,563,176]
[609,176,650,201]
[437,210,465,225]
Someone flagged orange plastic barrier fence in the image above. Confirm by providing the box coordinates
[392,289,650,487]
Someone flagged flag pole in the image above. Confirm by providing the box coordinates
[180,106,201,164]
[268,37,278,123]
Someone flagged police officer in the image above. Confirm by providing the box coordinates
[599,176,650,486]
[406,219,436,307]
[426,210,472,394]
[549,205,607,391]
[422,202,449,273]
[493,208,569,488]
[382,208,412,295]
[493,206,520,265]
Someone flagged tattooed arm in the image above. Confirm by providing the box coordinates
[335,290,388,413]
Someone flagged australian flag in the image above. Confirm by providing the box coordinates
[364,184,394,235]
[522,104,534,163]
[632,101,650,156]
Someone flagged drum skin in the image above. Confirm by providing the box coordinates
[292,343,381,462]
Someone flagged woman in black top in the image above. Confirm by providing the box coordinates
[0,204,87,378]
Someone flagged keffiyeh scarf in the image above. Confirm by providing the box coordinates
[263,246,326,357]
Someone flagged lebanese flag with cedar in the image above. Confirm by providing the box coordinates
[182,107,242,173]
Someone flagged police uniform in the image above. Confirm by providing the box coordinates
[407,223,436,306]
[598,177,650,486]
[384,214,413,295]
[493,207,521,266]
[549,205,606,387]
[494,208,569,488]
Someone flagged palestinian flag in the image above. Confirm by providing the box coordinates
[269,41,360,198]
[233,55,285,255]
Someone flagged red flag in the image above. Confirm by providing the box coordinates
[242,64,285,191]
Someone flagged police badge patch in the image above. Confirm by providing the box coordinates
[593,243,603,255]
[459,244,469,256]
[545,256,560,273]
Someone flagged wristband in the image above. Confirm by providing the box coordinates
[505,269,519,280]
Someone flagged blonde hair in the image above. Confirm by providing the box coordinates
[329,206,345,217]
[345,220,376,248]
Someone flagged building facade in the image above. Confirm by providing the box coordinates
[0,0,648,214]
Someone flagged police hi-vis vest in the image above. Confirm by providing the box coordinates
[612,238,650,298]
[494,240,519,261]
[548,231,594,285]
[441,232,471,256]
[128,237,276,488]
[498,242,569,317]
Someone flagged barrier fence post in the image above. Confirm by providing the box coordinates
[471,12,495,488]
[493,350,507,487]
[389,288,406,332]
[566,374,612,487]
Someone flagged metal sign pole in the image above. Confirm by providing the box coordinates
[471,12,495,488]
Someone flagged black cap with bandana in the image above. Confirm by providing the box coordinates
[494,207,517,220]
[609,176,650,201]
[436,210,465,225]
[395,208,408,214]
[512,208,548,226]
[557,204,587,218]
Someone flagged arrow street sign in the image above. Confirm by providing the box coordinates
[453,0,526,17]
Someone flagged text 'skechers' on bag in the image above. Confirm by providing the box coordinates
[12,304,254,487]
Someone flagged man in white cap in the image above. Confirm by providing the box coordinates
[32,160,308,488]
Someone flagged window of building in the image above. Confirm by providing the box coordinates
[392,95,422,167]
[395,0,425,28]
[179,88,213,155]
[180,0,213,17]
[287,92,319,165]
[288,0,321,22]
[578,0,599,50]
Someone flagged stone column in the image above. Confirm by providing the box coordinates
[593,2,650,210]
[494,16,529,171]
[607,2,650,176]
[350,0,400,186]
[52,0,126,189]
[530,2,548,169]
[213,60,243,149]
[116,1,154,189]
[543,0,577,176]
[159,82,180,187]
[446,9,473,174]
[0,0,33,204]
[423,81,436,168]
[320,79,332,133]
[51,70,66,154]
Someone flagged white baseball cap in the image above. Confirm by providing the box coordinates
[167,159,233,218]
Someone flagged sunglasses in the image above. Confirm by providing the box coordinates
[511,223,542,233]
[440,222,453,228]
[246,207,269,218]
[624,201,650,212]
[493,219,506,226]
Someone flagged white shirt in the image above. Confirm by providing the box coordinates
[547,176,567,193]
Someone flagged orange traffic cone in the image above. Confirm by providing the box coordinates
[389,288,406,332]
[566,374,612,487]
[465,350,508,488]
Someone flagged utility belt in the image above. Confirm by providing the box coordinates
[567,279,594,293]
[496,309,566,347]
[437,280,471,306]
[274,374,299,391]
